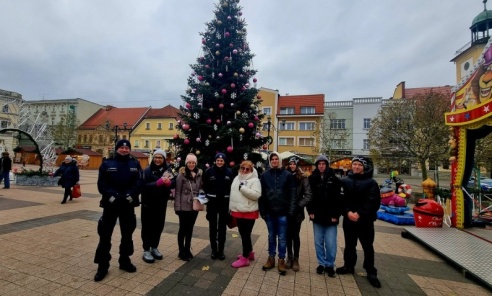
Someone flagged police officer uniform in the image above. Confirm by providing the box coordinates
[93,139,143,282]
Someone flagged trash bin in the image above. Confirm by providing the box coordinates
[413,199,444,228]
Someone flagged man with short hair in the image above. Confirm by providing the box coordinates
[337,156,382,288]
[93,139,143,282]
[259,152,296,275]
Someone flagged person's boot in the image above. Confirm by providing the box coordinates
[285,257,293,269]
[367,273,381,288]
[119,260,137,273]
[292,257,300,272]
[94,264,109,282]
[231,255,250,268]
[237,251,255,261]
[277,258,287,275]
[178,249,189,261]
[150,248,163,260]
[142,250,155,263]
[336,266,355,274]
[185,248,194,260]
[218,245,225,260]
[211,249,218,260]
[61,197,67,204]
[262,256,275,271]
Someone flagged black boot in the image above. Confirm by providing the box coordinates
[367,273,381,288]
[94,264,109,282]
[211,249,218,260]
[178,249,190,261]
[118,258,136,273]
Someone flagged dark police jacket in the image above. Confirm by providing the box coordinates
[97,154,143,208]
[202,165,233,199]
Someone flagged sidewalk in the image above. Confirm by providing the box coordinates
[0,170,489,295]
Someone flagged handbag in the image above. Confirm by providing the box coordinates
[189,180,204,211]
[72,184,82,198]
[227,213,237,229]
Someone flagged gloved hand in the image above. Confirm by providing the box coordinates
[125,195,133,204]
[109,196,116,203]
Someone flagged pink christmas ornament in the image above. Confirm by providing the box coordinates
[230,83,236,88]
[185,103,191,109]
[253,78,257,83]
[256,132,261,138]
[233,49,238,54]
[206,119,212,124]
[227,120,231,125]
[245,83,250,88]
[196,137,201,142]
[218,73,223,78]
[206,163,210,168]
[221,89,227,94]
[215,43,220,47]
[219,103,224,109]
[225,32,230,37]
[202,39,206,44]
[227,146,233,153]
[197,75,204,81]
[227,16,232,20]
[241,86,246,91]
[216,119,221,124]
[191,72,196,76]
[229,161,235,167]
[248,122,254,128]
[184,139,190,145]
[257,95,261,99]
[173,134,179,139]
[182,124,190,131]
[254,116,259,121]
[177,157,181,162]
[229,43,234,47]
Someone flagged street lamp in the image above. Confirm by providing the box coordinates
[112,122,133,150]
[267,116,272,152]
[276,119,286,152]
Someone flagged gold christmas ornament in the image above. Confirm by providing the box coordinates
[239,127,245,133]
[209,108,214,112]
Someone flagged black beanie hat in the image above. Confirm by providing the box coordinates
[116,139,131,150]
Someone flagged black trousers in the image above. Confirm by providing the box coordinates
[206,198,230,252]
[342,217,377,274]
[94,203,136,268]
[141,202,167,250]
[286,217,302,258]
[62,187,72,202]
[237,217,255,257]
[177,211,198,251]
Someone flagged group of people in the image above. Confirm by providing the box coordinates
[90,139,382,288]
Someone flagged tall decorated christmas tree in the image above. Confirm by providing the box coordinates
[169,0,267,170]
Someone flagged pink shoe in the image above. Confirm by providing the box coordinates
[236,251,255,261]
[231,255,250,268]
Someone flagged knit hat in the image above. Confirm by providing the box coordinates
[65,155,73,161]
[185,153,197,164]
[288,157,298,165]
[315,155,329,166]
[215,152,226,161]
[153,149,166,158]
[352,155,368,169]
[115,139,131,150]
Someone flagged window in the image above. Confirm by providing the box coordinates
[283,122,294,130]
[157,123,162,130]
[331,139,345,149]
[300,106,315,114]
[278,137,294,146]
[144,140,149,148]
[156,140,161,147]
[146,123,150,130]
[78,135,82,143]
[0,121,8,128]
[51,118,55,125]
[83,135,87,143]
[363,118,371,129]
[262,107,271,115]
[299,122,315,130]
[169,122,174,130]
[363,139,370,150]
[279,107,295,115]
[299,137,314,147]
[330,119,346,129]
[2,105,8,113]
[262,122,270,131]
[134,140,139,147]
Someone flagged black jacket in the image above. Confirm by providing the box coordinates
[141,161,174,207]
[289,167,312,222]
[97,154,143,208]
[340,167,381,222]
[307,167,343,225]
[202,165,233,199]
[54,160,80,189]
[259,168,296,217]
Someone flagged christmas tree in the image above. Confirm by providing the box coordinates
[169,0,267,170]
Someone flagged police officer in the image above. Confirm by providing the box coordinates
[94,139,143,282]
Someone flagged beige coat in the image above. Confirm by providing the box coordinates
[174,167,203,212]
[229,168,261,213]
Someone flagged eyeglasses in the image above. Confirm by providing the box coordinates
[154,156,164,160]
[240,167,251,172]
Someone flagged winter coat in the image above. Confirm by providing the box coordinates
[174,166,203,212]
[97,154,143,208]
[287,167,312,222]
[1,156,11,172]
[229,168,261,213]
[340,166,381,222]
[259,167,296,218]
[141,161,174,208]
[54,160,80,189]
[307,167,343,226]
[202,164,233,199]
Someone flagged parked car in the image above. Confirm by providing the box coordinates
[468,177,492,192]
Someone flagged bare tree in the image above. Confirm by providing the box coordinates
[312,112,349,162]
[474,134,492,177]
[50,109,79,150]
[368,91,450,180]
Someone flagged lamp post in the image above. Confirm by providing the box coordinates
[111,122,133,150]
[267,116,272,153]
[276,119,286,152]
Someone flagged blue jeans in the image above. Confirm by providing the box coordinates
[265,215,287,259]
[313,223,337,267]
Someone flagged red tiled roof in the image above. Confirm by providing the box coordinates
[278,94,325,115]
[146,105,180,118]
[78,106,150,130]
[404,86,452,98]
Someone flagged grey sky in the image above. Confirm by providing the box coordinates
[0,0,484,107]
